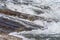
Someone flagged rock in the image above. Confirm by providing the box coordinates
[0,34,22,40]
[0,9,39,21]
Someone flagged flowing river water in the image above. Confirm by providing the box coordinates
[0,0,60,40]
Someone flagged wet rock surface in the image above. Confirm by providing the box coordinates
[0,34,22,40]
[0,17,35,33]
